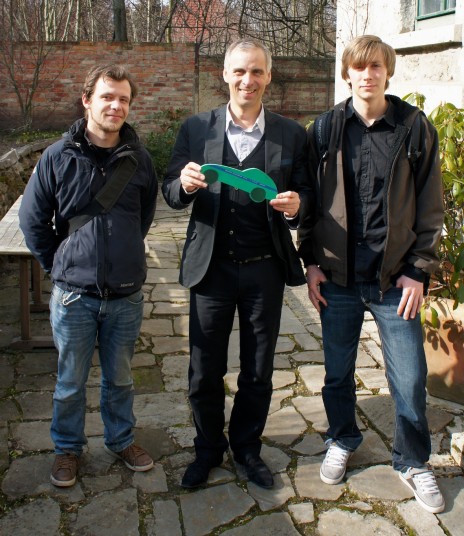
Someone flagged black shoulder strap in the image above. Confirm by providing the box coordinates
[313,109,334,161]
[405,109,422,174]
[68,154,138,235]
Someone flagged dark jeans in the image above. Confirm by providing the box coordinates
[188,257,285,462]
[320,280,431,470]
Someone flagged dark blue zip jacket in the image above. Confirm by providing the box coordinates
[19,118,158,297]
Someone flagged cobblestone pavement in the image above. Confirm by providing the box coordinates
[0,194,463,536]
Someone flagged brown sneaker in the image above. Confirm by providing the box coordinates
[50,453,79,487]
[104,444,154,472]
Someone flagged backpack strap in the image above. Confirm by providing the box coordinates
[313,109,334,162]
[68,154,138,235]
[404,109,422,174]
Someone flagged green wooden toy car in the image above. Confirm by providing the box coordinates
[200,164,278,202]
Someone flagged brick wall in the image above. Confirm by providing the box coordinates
[0,42,197,135]
[0,42,334,134]
[199,56,334,126]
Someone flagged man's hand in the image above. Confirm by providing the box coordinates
[270,191,300,218]
[306,264,328,313]
[180,162,207,193]
[396,275,424,320]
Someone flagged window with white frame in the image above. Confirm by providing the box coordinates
[417,0,456,18]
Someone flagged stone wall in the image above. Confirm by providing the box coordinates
[0,139,58,219]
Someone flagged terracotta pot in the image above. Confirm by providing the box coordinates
[423,299,464,405]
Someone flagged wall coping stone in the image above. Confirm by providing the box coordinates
[0,138,60,171]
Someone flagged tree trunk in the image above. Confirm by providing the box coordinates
[113,0,128,41]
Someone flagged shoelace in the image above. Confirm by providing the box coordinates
[123,444,146,462]
[325,444,351,467]
[57,454,77,470]
[412,470,440,495]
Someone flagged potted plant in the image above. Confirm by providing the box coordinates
[404,94,464,404]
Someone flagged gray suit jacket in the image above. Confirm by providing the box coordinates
[162,106,312,288]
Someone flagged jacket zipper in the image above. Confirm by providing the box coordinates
[377,129,409,302]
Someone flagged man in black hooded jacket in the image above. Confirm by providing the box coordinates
[298,35,444,514]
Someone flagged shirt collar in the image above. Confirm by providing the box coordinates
[225,104,265,134]
[347,96,395,127]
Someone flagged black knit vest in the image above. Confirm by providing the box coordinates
[213,135,275,261]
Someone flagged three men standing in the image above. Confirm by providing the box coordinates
[18,35,446,516]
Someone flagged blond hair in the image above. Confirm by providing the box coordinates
[341,35,396,90]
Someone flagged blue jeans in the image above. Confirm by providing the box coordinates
[320,280,431,470]
[50,286,144,455]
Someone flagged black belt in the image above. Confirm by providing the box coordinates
[85,291,127,300]
[55,284,130,301]
[231,254,273,264]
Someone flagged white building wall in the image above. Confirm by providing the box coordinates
[335,0,464,113]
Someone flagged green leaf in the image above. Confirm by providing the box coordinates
[420,306,426,325]
[446,139,456,155]
[429,107,439,122]
[456,249,464,272]
[444,102,458,112]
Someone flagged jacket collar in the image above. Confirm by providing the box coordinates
[64,118,140,149]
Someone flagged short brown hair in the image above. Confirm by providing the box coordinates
[341,35,396,90]
[82,64,138,103]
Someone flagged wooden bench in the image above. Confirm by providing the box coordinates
[0,196,54,350]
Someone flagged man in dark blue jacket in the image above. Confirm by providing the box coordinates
[19,64,158,487]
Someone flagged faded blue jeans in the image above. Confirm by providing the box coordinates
[319,280,431,470]
[50,285,144,456]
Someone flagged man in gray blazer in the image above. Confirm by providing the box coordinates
[162,38,311,489]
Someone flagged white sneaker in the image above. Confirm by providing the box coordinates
[320,441,351,484]
[399,466,445,513]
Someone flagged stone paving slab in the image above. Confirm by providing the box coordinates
[70,488,139,536]
[348,465,414,501]
[436,477,464,535]
[180,483,255,536]
[221,512,301,535]
[298,363,325,393]
[0,497,61,536]
[146,499,183,536]
[0,193,463,535]
[10,420,53,451]
[292,432,326,455]
[263,405,307,445]
[397,501,447,536]
[317,509,403,536]
[295,455,345,500]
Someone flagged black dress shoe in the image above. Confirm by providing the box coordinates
[236,456,274,489]
[181,458,220,489]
